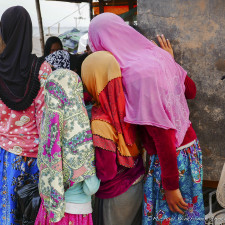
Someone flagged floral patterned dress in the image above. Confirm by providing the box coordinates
[143,140,205,225]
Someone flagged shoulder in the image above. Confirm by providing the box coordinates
[46,69,81,88]
[45,69,83,106]
[38,61,52,87]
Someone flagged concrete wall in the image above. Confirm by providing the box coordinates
[138,0,225,181]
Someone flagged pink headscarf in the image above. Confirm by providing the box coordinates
[88,13,190,147]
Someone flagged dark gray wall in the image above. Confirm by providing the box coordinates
[138,0,225,181]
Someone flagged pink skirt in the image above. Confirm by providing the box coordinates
[35,202,93,225]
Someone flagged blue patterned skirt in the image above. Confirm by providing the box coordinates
[0,147,39,225]
[143,140,205,225]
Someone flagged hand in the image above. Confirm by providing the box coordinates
[157,34,174,58]
[164,189,188,214]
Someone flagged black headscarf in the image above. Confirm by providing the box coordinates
[70,52,88,76]
[0,6,43,111]
[44,36,63,57]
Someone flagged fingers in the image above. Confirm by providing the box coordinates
[161,34,168,47]
[168,202,185,214]
[167,39,172,49]
[168,204,175,213]
[157,34,169,49]
[157,34,174,58]
[177,201,188,211]
[173,204,185,214]
[168,197,188,214]
[157,34,165,48]
[179,198,188,208]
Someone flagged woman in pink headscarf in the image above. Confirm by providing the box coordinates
[87,13,204,225]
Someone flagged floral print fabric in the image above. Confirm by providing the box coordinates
[38,69,96,222]
[0,61,52,158]
[0,147,39,225]
[45,50,70,71]
[35,202,93,225]
[143,140,205,225]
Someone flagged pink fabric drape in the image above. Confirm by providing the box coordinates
[35,202,93,225]
[88,13,190,146]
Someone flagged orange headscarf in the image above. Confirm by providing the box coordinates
[81,51,139,168]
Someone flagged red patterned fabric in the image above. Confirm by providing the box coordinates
[91,77,139,168]
[93,134,138,168]
[92,77,136,145]
[92,135,117,152]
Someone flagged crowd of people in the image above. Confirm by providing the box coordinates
[1,5,223,225]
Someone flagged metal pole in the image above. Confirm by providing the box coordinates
[58,23,60,34]
[128,0,135,25]
[35,0,44,55]
[89,0,93,20]
[99,0,104,14]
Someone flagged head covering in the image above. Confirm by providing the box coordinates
[45,50,70,71]
[44,36,63,57]
[70,52,88,76]
[82,51,139,168]
[0,6,43,111]
[88,13,190,147]
[0,34,6,54]
[38,69,96,222]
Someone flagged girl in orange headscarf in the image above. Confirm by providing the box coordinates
[82,51,145,225]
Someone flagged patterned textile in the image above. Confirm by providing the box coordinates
[0,147,39,225]
[45,50,70,71]
[143,140,205,225]
[81,51,139,168]
[35,202,93,225]
[0,61,52,158]
[38,69,96,222]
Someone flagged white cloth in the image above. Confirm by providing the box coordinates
[176,140,196,151]
[78,33,88,53]
[65,201,92,214]
[216,163,225,208]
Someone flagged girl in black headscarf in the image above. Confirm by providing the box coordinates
[44,36,63,57]
[0,6,52,224]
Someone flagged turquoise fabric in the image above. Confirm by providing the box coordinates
[65,175,100,204]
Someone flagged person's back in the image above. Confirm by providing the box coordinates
[87,12,205,224]
[0,61,51,157]
[82,51,145,225]
[35,69,100,224]
[0,6,52,225]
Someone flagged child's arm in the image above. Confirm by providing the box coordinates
[95,147,118,182]
[34,61,52,135]
[83,175,100,196]
[145,126,188,214]
[184,75,197,99]
[145,126,179,190]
